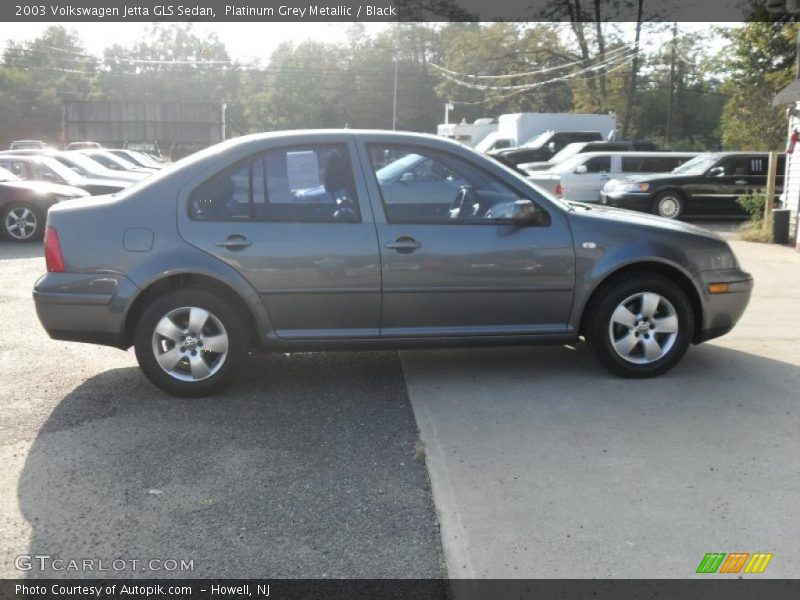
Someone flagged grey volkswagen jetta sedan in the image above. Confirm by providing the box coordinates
[33,130,753,396]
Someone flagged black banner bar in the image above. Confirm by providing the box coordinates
[1,579,799,600]
[0,0,791,23]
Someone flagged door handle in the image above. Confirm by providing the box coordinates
[217,235,252,250]
[385,237,421,254]
[735,180,748,185]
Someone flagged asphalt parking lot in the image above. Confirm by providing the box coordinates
[0,243,445,579]
[1,221,798,580]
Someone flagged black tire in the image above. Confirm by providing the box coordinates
[133,288,248,396]
[652,190,684,220]
[1,202,44,242]
[586,274,694,378]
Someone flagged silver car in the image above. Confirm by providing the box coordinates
[34,130,753,396]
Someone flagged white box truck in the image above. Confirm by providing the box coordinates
[437,118,497,148]
[474,112,617,153]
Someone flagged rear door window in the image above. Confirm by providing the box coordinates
[189,143,360,223]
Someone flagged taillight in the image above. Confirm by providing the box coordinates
[555,183,563,197]
[44,226,65,272]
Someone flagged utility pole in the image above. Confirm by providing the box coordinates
[444,102,454,125]
[666,22,678,145]
[392,58,398,130]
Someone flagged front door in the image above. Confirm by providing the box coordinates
[359,142,575,337]
[179,139,381,340]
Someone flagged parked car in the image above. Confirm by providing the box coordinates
[108,148,167,170]
[600,152,786,219]
[34,131,752,396]
[0,149,146,183]
[9,140,49,151]
[66,141,102,150]
[527,151,698,203]
[78,149,157,174]
[520,140,659,172]
[57,151,148,183]
[489,131,606,167]
[0,166,88,241]
[0,155,131,196]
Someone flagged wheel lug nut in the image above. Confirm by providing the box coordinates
[198,341,203,347]
[191,350,197,356]
[180,336,185,341]
[180,346,185,352]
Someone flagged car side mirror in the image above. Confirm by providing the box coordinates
[509,199,548,226]
[707,166,724,177]
[399,172,415,183]
[574,164,588,175]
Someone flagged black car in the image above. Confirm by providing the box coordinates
[0,155,131,196]
[520,140,659,171]
[600,152,785,219]
[490,131,604,167]
[0,166,88,241]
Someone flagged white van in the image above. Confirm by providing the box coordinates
[526,151,698,203]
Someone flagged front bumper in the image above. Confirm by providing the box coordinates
[33,272,139,348]
[600,191,652,212]
[695,268,753,343]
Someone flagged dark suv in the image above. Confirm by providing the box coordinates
[490,131,604,167]
[600,152,785,219]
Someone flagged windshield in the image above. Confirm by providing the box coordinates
[0,166,20,181]
[59,152,113,175]
[671,153,718,175]
[375,153,425,183]
[522,131,552,149]
[37,157,82,184]
[547,143,585,164]
[87,151,140,171]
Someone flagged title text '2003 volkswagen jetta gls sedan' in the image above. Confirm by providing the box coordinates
[33,131,753,396]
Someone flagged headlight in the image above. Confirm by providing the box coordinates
[621,182,650,192]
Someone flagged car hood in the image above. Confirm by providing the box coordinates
[566,201,724,241]
[0,180,88,197]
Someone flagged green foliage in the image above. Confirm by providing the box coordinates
[718,22,798,151]
[0,22,752,153]
[736,191,767,219]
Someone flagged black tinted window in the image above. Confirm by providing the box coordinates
[583,156,611,173]
[189,144,359,223]
[367,144,543,224]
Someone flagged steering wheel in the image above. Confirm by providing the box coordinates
[449,185,474,219]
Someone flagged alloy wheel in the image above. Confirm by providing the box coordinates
[608,292,679,365]
[151,306,229,382]
[4,207,38,240]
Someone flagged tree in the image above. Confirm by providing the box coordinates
[718,22,798,151]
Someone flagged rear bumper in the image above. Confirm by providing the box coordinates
[695,268,753,343]
[33,272,139,348]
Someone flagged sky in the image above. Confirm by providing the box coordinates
[0,22,733,64]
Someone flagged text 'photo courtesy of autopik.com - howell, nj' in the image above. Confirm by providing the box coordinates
[0,0,799,599]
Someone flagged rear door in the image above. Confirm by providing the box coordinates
[178,136,382,340]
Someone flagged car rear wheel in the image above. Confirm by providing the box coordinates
[652,191,684,220]
[586,275,694,378]
[2,203,44,242]
[133,288,247,396]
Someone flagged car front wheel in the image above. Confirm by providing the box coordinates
[652,191,684,220]
[587,275,694,378]
[133,288,248,396]
[2,203,44,242]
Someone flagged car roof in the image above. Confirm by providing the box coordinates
[573,151,699,159]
